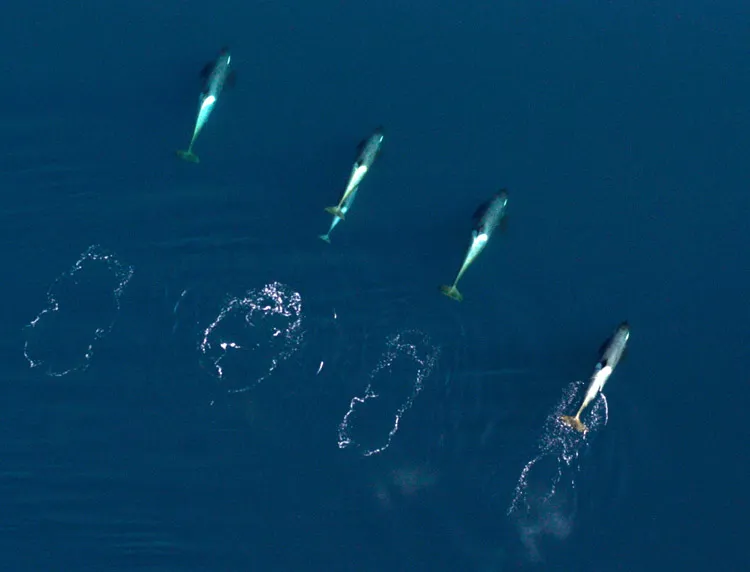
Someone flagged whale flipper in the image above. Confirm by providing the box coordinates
[472,200,490,224]
[500,214,509,233]
[226,70,237,89]
[199,62,212,80]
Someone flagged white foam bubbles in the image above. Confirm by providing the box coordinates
[23,245,134,377]
[337,330,440,457]
[506,380,608,562]
[198,281,305,394]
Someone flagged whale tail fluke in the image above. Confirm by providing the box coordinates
[439,284,463,302]
[560,415,588,433]
[319,234,331,244]
[176,149,200,164]
[324,206,345,220]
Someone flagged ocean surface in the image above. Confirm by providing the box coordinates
[0,1,747,570]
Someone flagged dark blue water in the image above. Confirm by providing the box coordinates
[1,1,747,570]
